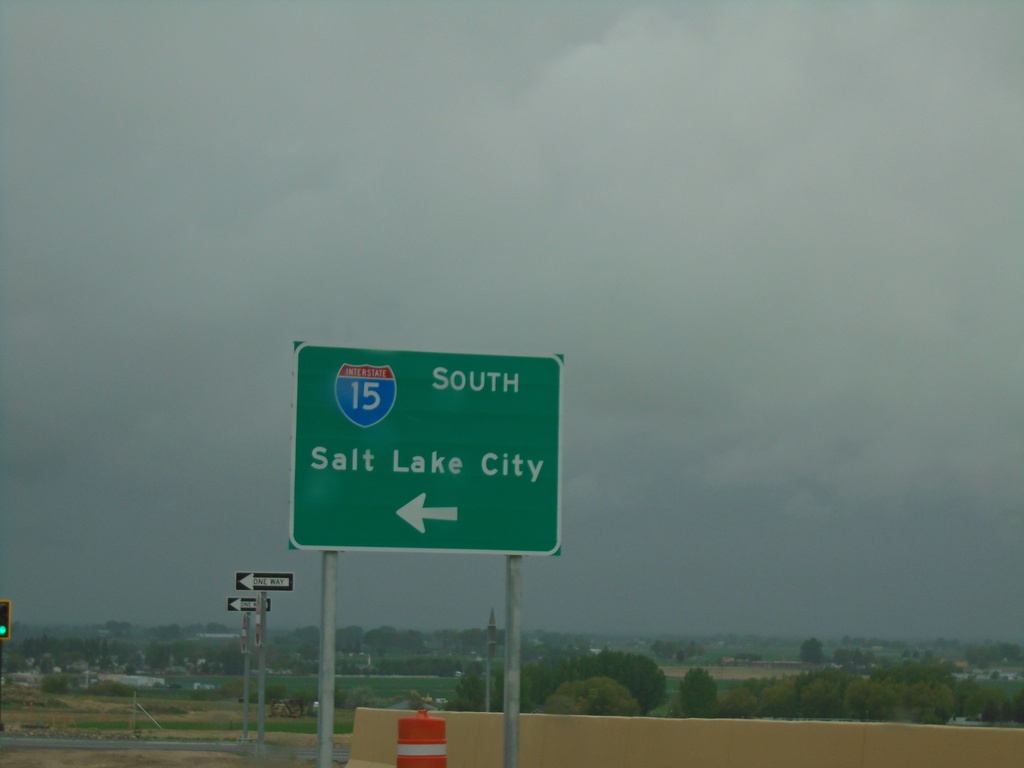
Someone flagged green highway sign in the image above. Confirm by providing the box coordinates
[290,344,563,554]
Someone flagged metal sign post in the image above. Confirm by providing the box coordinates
[241,613,251,742]
[503,556,523,768]
[316,551,338,768]
[256,590,267,755]
[486,607,497,713]
[231,572,289,755]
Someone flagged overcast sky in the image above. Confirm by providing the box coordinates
[2,2,1022,642]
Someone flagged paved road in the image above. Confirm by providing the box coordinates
[0,734,351,763]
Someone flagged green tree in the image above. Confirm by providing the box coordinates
[671,668,718,718]
[208,640,245,676]
[41,675,70,694]
[799,638,825,665]
[546,677,640,716]
[718,686,758,718]
[961,685,1007,723]
[543,692,578,714]
[980,691,1007,724]
[954,679,982,718]
[579,651,665,715]
[447,672,486,711]
[964,644,991,668]
[798,673,847,719]
[364,626,399,655]
[845,678,898,721]
[1011,687,1024,724]
[759,678,799,718]
[521,650,665,715]
[904,681,955,724]
[871,664,955,724]
[336,625,364,654]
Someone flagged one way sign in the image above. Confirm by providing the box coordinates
[235,571,294,591]
[227,597,271,612]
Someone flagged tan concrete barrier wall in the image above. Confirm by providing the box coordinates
[346,707,1024,768]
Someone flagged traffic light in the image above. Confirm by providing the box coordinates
[0,600,10,641]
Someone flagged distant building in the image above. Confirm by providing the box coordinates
[117,675,166,688]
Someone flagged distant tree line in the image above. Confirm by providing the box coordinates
[672,664,1024,725]
[650,640,708,662]
[963,643,1022,669]
[448,650,666,716]
[3,622,528,679]
[10,622,1024,726]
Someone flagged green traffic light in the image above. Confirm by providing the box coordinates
[0,625,6,636]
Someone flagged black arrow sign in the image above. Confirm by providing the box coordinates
[226,597,271,612]
[235,571,294,591]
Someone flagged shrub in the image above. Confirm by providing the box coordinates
[41,675,70,694]
[89,680,135,697]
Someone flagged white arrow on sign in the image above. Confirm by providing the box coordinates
[396,493,458,533]
[235,571,293,591]
[227,597,271,612]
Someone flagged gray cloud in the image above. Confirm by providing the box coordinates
[2,2,1022,640]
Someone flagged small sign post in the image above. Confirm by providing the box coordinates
[233,574,291,755]
[241,613,251,742]
[256,591,267,754]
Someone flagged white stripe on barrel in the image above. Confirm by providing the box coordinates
[397,743,447,757]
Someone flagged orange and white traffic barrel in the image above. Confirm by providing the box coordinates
[397,709,446,768]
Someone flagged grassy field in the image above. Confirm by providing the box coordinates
[0,671,467,743]
[0,683,351,742]
[336,674,460,701]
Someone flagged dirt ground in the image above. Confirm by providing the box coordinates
[0,750,313,768]
[0,730,339,768]
[0,687,345,766]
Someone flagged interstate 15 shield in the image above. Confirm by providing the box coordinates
[335,363,397,427]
